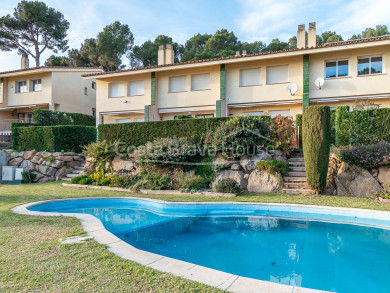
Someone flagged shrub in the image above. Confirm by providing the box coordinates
[141,173,174,190]
[302,106,331,191]
[79,177,93,185]
[211,115,271,159]
[83,140,118,162]
[335,106,351,146]
[213,178,240,193]
[173,170,209,191]
[33,109,95,126]
[13,125,96,152]
[110,175,140,189]
[270,115,295,152]
[339,141,390,168]
[257,159,289,177]
[138,137,199,166]
[98,117,230,147]
[21,171,36,183]
[70,175,89,184]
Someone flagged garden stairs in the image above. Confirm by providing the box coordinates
[282,152,316,195]
[61,164,85,181]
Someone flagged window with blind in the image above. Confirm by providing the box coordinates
[169,76,186,92]
[128,80,144,96]
[269,110,290,118]
[116,118,131,123]
[266,65,289,84]
[31,79,42,91]
[109,83,125,98]
[191,73,210,90]
[16,80,27,93]
[240,68,261,86]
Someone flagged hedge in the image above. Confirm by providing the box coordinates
[335,107,390,146]
[33,109,96,126]
[13,125,96,152]
[302,106,331,191]
[98,117,231,146]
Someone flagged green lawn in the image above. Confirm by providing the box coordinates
[1,181,389,292]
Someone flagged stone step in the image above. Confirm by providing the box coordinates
[286,171,306,177]
[75,166,84,170]
[284,177,307,183]
[282,189,316,195]
[288,161,305,167]
[66,173,79,178]
[283,182,311,189]
[289,167,306,172]
[288,157,304,162]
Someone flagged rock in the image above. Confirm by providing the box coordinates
[370,168,379,178]
[32,172,44,182]
[73,156,84,161]
[9,157,23,166]
[112,156,135,172]
[55,167,72,179]
[55,155,73,162]
[63,152,77,156]
[269,149,283,156]
[247,170,282,193]
[231,164,240,171]
[214,156,233,168]
[10,152,21,159]
[244,174,250,180]
[239,152,272,173]
[40,151,52,158]
[67,161,81,168]
[51,160,65,169]
[23,150,36,160]
[213,170,247,190]
[38,177,54,183]
[31,156,40,164]
[335,163,383,198]
[38,165,57,177]
[273,155,287,162]
[378,166,390,187]
[20,160,31,169]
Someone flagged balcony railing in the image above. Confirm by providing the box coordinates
[0,118,33,133]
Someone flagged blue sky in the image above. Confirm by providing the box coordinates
[1,0,389,70]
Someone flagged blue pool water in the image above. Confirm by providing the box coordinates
[29,198,390,293]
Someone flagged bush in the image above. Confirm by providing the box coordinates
[296,114,302,147]
[173,170,209,191]
[339,141,390,168]
[335,106,351,146]
[13,125,96,152]
[140,173,174,190]
[70,175,90,184]
[21,171,36,183]
[257,159,288,177]
[110,175,140,189]
[302,106,331,191]
[98,117,230,147]
[211,115,271,159]
[213,178,240,193]
[83,140,118,162]
[270,115,295,152]
[33,109,95,126]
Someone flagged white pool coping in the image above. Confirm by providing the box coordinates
[14,197,390,293]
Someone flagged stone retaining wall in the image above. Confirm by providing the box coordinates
[3,150,85,183]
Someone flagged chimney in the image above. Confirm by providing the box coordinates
[308,22,316,48]
[158,45,165,66]
[242,50,247,55]
[235,51,240,56]
[21,53,29,69]
[165,44,174,65]
[297,24,306,49]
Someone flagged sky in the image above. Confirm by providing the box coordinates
[1,0,390,71]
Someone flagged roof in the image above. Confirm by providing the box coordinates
[82,35,390,79]
[0,66,103,77]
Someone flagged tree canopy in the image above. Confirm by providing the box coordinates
[0,0,69,66]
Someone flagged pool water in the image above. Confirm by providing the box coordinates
[29,198,390,293]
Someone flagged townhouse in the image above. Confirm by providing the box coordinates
[83,23,390,125]
[0,56,102,133]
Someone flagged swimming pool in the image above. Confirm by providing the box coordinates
[18,198,390,293]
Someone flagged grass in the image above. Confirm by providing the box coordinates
[1,181,389,292]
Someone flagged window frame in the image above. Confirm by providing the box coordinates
[191,73,211,91]
[108,82,125,98]
[324,59,350,79]
[239,67,261,87]
[92,81,96,89]
[195,114,214,118]
[16,80,27,93]
[30,78,42,92]
[266,65,289,85]
[169,75,187,93]
[128,80,145,96]
[357,55,384,76]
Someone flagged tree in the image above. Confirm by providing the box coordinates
[44,55,70,66]
[320,31,343,43]
[262,39,289,52]
[205,29,238,55]
[181,33,212,62]
[362,25,389,38]
[0,1,69,66]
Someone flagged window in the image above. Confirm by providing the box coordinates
[191,73,210,90]
[16,80,27,93]
[269,110,290,118]
[358,56,383,75]
[244,111,264,116]
[128,80,144,96]
[116,118,131,123]
[325,60,349,78]
[17,113,25,122]
[135,117,144,122]
[195,114,214,118]
[25,113,33,123]
[266,65,289,84]
[92,82,96,89]
[31,79,42,91]
[240,68,261,86]
[109,83,125,98]
[92,108,96,117]
[169,76,186,92]
[84,87,88,95]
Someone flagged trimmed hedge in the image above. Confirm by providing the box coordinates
[302,106,331,191]
[13,125,96,152]
[98,117,231,146]
[295,114,302,147]
[33,109,96,126]
[335,107,390,146]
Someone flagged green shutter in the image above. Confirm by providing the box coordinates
[216,100,222,117]
[303,54,310,108]
[220,64,225,100]
[151,72,156,105]
[144,105,149,122]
